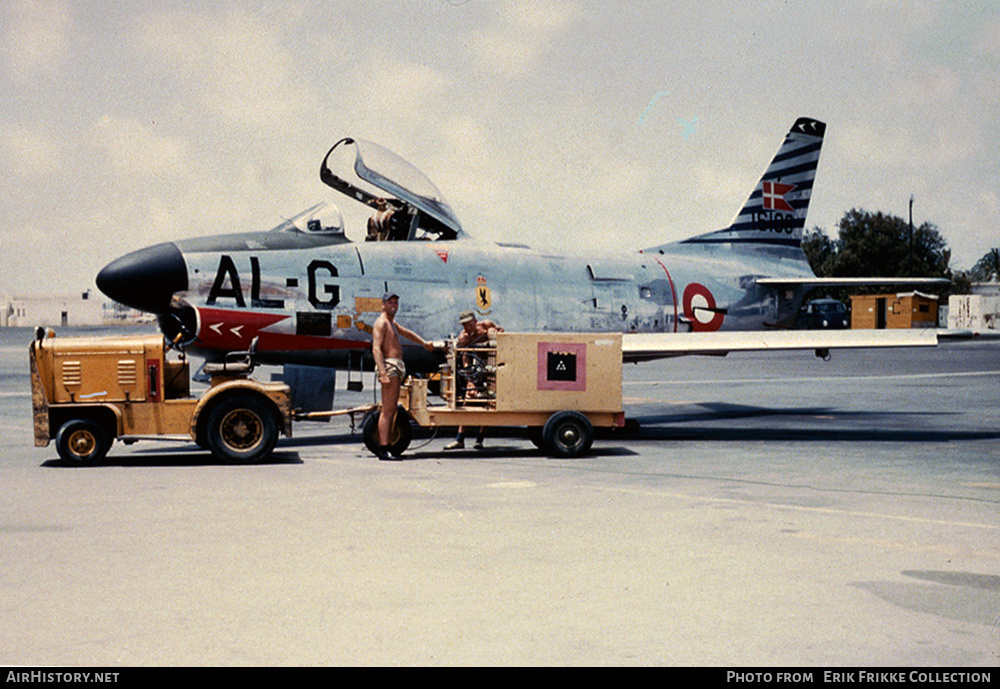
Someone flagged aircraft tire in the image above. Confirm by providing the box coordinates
[55,419,110,466]
[542,410,594,457]
[203,393,279,464]
[361,406,413,457]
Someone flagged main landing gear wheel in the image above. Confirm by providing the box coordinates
[362,406,413,458]
[55,419,110,466]
[542,410,594,458]
[203,393,279,464]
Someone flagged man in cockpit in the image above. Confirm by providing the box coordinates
[366,198,410,241]
[366,199,393,241]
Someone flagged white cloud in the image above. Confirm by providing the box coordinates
[468,0,581,77]
[976,19,1000,55]
[1,124,62,178]
[360,59,451,121]
[1,0,72,79]
[506,0,581,34]
[978,189,999,217]
[136,8,305,127]
[837,123,975,169]
[90,115,192,181]
[893,65,962,105]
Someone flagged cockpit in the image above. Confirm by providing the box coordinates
[318,137,463,242]
[291,202,344,236]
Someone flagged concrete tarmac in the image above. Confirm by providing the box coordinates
[1,328,998,666]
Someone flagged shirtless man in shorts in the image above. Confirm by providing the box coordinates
[371,293,434,460]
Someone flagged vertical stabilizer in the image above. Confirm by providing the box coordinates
[676,117,825,252]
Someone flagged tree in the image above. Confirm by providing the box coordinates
[801,226,837,276]
[829,208,950,278]
[803,209,951,280]
[969,248,1000,282]
[801,208,957,301]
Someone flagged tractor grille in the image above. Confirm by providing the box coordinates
[117,360,138,386]
[61,361,82,387]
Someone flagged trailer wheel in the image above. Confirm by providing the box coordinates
[55,419,109,466]
[542,411,594,457]
[203,393,279,464]
[361,407,413,457]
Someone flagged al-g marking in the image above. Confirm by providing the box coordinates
[205,254,341,311]
[95,118,941,374]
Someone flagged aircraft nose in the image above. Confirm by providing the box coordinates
[96,242,189,313]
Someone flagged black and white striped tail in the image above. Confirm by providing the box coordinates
[682,117,825,249]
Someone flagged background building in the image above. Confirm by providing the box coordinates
[1,292,149,327]
[850,292,939,329]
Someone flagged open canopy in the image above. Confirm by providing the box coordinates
[320,137,463,240]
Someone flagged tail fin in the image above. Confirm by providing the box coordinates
[653,117,826,255]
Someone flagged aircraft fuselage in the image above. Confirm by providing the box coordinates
[168,234,810,369]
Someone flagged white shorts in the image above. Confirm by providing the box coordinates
[384,358,406,380]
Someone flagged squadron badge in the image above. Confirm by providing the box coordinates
[474,275,492,314]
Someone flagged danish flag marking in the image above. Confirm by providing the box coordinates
[762,181,796,212]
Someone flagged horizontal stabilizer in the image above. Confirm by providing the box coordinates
[622,329,938,362]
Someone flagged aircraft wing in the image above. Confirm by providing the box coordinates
[755,277,949,289]
[621,329,938,362]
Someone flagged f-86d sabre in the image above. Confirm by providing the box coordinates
[96,118,940,375]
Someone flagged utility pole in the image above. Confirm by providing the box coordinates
[908,195,914,271]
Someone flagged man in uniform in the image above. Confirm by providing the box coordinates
[371,292,434,460]
[445,310,503,450]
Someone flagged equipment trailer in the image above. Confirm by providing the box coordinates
[351,332,627,458]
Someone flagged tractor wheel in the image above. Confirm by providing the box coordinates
[55,419,110,466]
[203,393,279,464]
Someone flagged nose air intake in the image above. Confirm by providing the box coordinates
[96,242,188,313]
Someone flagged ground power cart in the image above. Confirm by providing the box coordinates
[361,332,627,457]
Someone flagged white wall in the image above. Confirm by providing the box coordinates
[947,294,1000,332]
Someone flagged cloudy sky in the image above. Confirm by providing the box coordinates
[2,0,997,295]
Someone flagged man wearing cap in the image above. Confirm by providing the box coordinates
[445,310,503,450]
[372,292,434,460]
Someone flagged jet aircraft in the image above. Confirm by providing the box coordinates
[96,117,941,379]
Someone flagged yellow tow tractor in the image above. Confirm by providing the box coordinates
[29,329,293,465]
[344,332,627,458]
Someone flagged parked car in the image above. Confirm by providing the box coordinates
[797,299,850,329]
